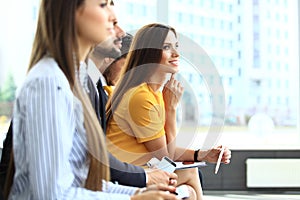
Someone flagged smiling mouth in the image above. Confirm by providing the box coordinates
[169,60,179,66]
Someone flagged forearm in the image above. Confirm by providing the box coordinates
[174,147,211,162]
[174,147,194,161]
[164,109,177,159]
[109,153,146,187]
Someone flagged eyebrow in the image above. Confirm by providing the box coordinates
[163,42,178,45]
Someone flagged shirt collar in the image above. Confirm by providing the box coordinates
[87,58,107,87]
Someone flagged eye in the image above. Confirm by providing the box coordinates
[100,2,108,8]
[163,44,171,50]
[175,44,179,49]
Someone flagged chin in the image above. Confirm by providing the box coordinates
[163,65,179,74]
[170,67,179,74]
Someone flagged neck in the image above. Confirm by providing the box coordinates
[148,73,167,91]
[77,39,92,62]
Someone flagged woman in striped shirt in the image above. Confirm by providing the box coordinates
[4,0,178,199]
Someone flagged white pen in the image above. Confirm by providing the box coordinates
[214,146,225,174]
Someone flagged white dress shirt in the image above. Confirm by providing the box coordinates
[9,56,137,200]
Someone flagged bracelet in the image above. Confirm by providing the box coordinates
[194,149,200,162]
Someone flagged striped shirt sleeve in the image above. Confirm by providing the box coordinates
[11,62,136,199]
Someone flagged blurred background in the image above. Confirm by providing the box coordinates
[0,0,299,196]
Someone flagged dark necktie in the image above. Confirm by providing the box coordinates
[96,78,108,133]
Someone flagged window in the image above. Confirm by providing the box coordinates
[0,0,299,152]
[237,16,241,23]
[178,13,183,23]
[238,68,242,77]
[32,6,37,20]
[277,80,281,88]
[286,97,289,106]
[127,3,134,14]
[256,95,261,104]
[238,51,241,59]
[189,74,193,82]
[228,77,233,86]
[189,14,194,24]
[285,80,289,88]
[141,5,147,17]
[268,79,272,88]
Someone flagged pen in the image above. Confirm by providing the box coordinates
[214,146,225,174]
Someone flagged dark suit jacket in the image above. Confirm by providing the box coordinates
[0,121,12,193]
[87,76,146,187]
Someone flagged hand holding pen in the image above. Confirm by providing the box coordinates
[195,145,231,174]
[215,146,225,174]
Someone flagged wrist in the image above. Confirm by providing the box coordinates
[194,149,200,162]
[165,108,176,114]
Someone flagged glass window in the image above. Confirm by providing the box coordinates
[189,14,194,24]
[141,5,147,17]
[178,13,183,22]
[229,77,233,86]
[127,3,134,14]
[237,16,241,23]
[0,0,299,152]
[285,80,289,88]
[189,74,193,82]
[268,79,272,88]
[238,51,241,59]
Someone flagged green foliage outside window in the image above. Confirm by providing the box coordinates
[0,72,16,118]
[0,72,16,102]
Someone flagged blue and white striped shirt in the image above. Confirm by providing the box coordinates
[9,57,137,200]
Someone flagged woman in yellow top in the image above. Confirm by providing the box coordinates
[106,23,231,200]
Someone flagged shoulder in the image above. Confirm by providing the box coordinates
[16,57,71,97]
[128,83,156,105]
[27,57,68,83]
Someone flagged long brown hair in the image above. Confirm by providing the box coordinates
[4,0,110,197]
[106,23,177,123]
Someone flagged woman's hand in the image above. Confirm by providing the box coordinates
[131,184,179,200]
[145,168,178,186]
[198,145,231,164]
[162,74,184,111]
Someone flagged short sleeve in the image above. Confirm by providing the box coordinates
[128,87,165,143]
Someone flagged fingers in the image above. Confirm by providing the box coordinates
[168,172,178,180]
[156,191,179,200]
[169,179,177,186]
[167,172,178,186]
[222,147,231,164]
[132,190,179,200]
[215,145,231,164]
[158,184,176,192]
[150,183,176,193]
[146,168,179,186]
[170,73,175,80]
[164,79,183,93]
